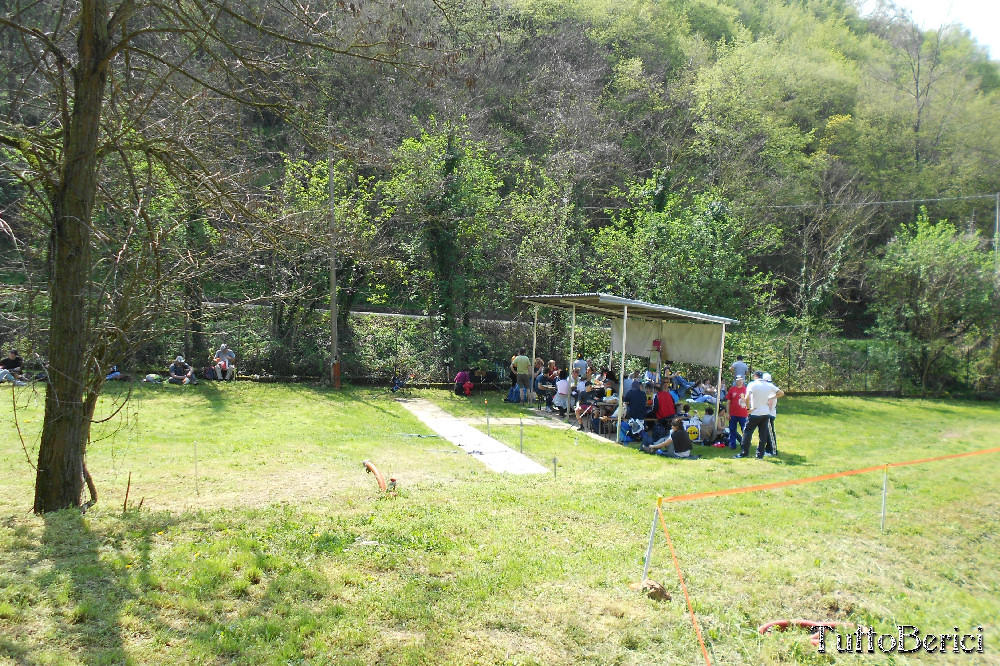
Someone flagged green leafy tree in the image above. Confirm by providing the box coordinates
[869,210,998,389]
[381,120,503,368]
[590,178,776,317]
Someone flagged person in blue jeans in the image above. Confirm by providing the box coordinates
[725,376,748,449]
[671,369,695,398]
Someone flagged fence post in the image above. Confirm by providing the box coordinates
[864,343,869,393]
[966,347,970,387]
[786,341,791,393]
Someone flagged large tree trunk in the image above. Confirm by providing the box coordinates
[34,0,109,513]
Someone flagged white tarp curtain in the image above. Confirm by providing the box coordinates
[611,319,723,367]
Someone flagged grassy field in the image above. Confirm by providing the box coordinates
[0,382,998,664]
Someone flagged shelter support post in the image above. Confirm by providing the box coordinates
[617,305,628,441]
[531,305,539,399]
[716,324,726,413]
[569,305,576,373]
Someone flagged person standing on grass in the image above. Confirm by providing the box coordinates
[730,355,748,384]
[763,372,781,456]
[510,348,532,402]
[725,376,748,450]
[735,371,783,459]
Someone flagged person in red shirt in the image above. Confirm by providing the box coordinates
[651,380,676,428]
[725,376,748,449]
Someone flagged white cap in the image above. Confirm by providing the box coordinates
[176,356,184,363]
[220,343,227,349]
[763,373,772,382]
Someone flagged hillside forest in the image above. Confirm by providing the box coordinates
[3,0,1000,508]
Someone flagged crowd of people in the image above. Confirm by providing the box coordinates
[450,348,785,461]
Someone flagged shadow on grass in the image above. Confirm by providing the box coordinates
[0,507,361,663]
[11,509,174,664]
[193,379,229,412]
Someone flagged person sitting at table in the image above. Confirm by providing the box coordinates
[552,369,571,416]
[454,368,471,395]
[622,371,635,395]
[624,379,649,419]
[602,369,618,396]
[643,366,659,384]
[651,380,676,427]
[642,417,693,457]
[575,381,598,431]
[575,369,586,404]
[533,360,555,410]
[570,368,582,408]
[531,357,544,383]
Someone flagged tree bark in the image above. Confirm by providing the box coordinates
[34,0,109,513]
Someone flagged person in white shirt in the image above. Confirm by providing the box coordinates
[213,343,236,381]
[762,372,781,455]
[734,370,784,459]
[552,369,571,416]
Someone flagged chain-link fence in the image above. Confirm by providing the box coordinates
[2,303,998,394]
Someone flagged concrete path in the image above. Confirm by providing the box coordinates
[397,399,549,474]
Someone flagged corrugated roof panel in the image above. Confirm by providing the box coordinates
[519,293,739,325]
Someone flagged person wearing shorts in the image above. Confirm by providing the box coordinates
[510,348,532,401]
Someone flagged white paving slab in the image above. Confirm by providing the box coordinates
[397,399,549,474]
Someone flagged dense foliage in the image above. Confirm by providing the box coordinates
[3,0,999,395]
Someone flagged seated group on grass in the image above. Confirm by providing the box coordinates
[165,343,237,385]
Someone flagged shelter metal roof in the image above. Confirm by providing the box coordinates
[519,293,739,326]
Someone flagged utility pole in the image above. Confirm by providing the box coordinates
[329,113,340,389]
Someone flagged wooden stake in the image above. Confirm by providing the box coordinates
[880,464,888,531]
[194,440,200,496]
[122,471,131,514]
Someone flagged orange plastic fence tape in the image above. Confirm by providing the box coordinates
[661,446,1000,504]
[649,446,1000,664]
[656,499,712,666]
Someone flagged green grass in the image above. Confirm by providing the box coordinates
[0,383,998,664]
